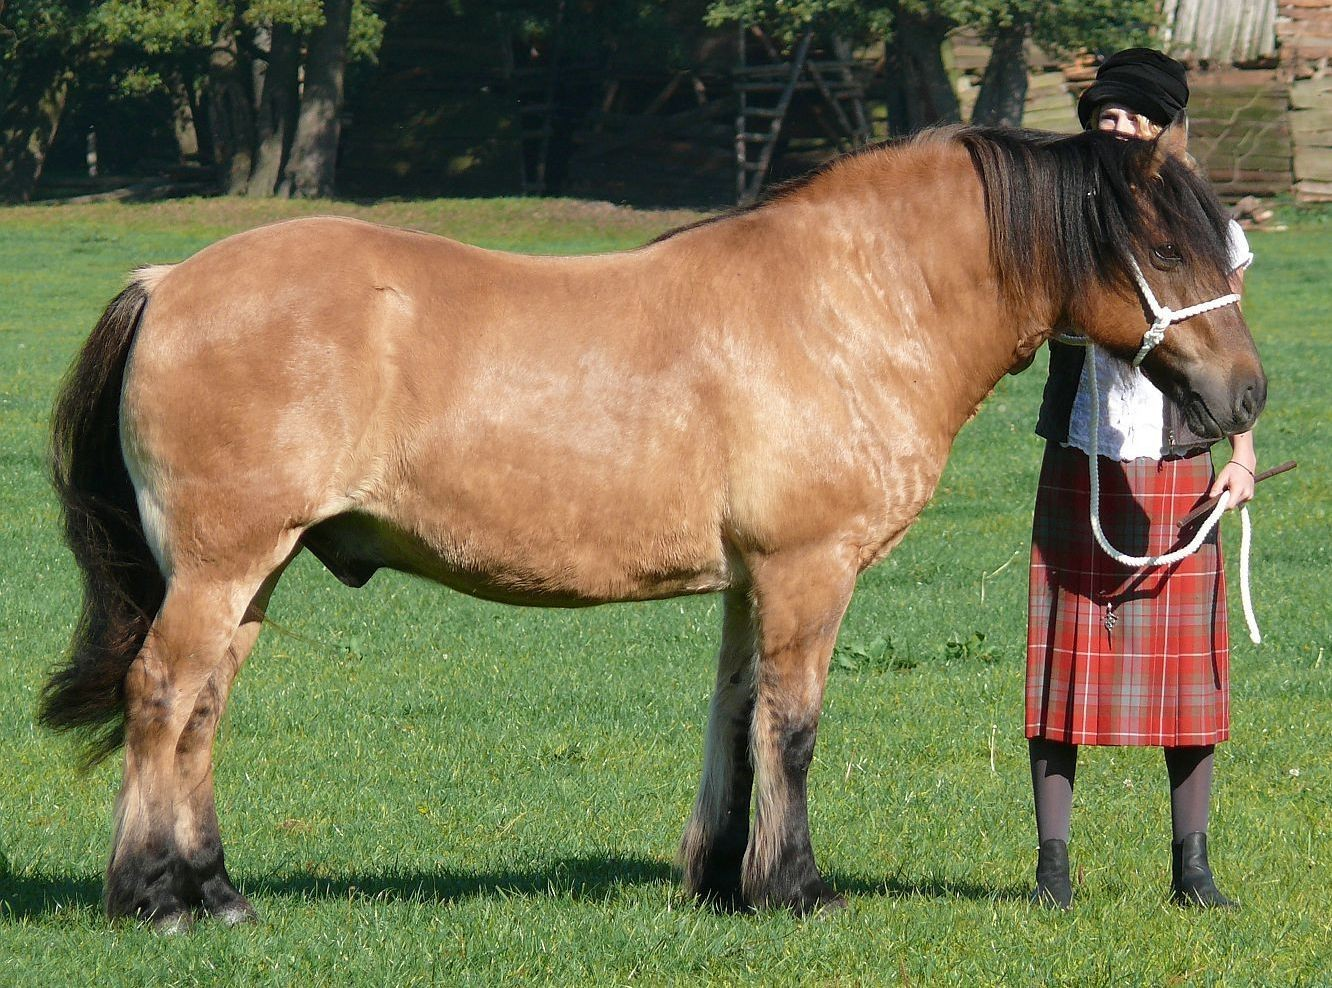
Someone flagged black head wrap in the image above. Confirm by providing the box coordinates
[1077,48,1189,130]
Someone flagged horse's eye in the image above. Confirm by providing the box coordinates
[1152,243,1182,262]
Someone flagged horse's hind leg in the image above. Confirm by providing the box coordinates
[107,540,295,929]
[741,550,855,915]
[172,566,290,926]
[680,588,759,909]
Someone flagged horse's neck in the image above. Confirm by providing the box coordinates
[767,147,1054,442]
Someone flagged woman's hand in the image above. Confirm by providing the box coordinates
[1210,431,1257,508]
[1210,461,1255,508]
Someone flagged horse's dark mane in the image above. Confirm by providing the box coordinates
[651,127,1234,308]
[956,126,1233,308]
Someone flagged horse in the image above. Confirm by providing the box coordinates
[44,119,1265,930]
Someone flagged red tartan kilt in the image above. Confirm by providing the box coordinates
[1026,441,1230,746]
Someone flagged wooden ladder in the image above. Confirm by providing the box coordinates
[735,27,813,205]
[734,27,872,204]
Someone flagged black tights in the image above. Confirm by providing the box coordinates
[1029,738,1215,844]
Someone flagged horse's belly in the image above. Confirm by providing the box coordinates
[358,404,733,603]
[303,509,732,606]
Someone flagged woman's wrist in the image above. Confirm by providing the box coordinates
[1229,460,1255,478]
[1227,431,1256,473]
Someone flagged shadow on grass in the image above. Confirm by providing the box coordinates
[0,855,677,920]
[247,854,675,907]
[252,861,1028,909]
[0,858,1026,920]
[0,871,103,920]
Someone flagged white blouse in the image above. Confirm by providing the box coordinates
[1065,221,1252,461]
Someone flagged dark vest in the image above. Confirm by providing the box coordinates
[1034,339,1215,457]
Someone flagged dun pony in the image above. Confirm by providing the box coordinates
[45,120,1264,928]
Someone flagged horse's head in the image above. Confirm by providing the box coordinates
[1059,121,1266,439]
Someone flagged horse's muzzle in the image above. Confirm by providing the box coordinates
[1183,370,1267,439]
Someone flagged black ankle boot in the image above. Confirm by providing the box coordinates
[1031,838,1072,910]
[1171,832,1237,908]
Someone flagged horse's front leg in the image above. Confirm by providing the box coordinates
[680,588,759,909]
[741,550,855,915]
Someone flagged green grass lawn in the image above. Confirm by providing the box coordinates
[0,196,1329,985]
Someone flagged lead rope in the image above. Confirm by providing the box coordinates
[1069,258,1261,643]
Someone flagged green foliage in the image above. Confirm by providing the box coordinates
[705,0,890,43]
[0,0,92,75]
[346,0,384,62]
[0,1,95,200]
[940,629,996,663]
[3,0,384,121]
[245,0,330,33]
[705,0,1160,52]
[1025,0,1158,56]
[0,0,90,48]
[832,634,918,672]
[835,630,996,673]
[110,65,165,96]
[89,0,230,51]
[88,0,383,62]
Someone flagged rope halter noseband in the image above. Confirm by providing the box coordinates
[1064,254,1260,643]
[1125,255,1241,366]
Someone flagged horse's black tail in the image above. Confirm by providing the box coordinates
[42,278,165,767]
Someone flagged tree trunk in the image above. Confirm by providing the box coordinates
[0,59,73,202]
[280,0,352,199]
[971,20,1030,127]
[168,73,200,161]
[206,25,257,194]
[248,24,300,196]
[884,9,960,137]
[184,66,216,166]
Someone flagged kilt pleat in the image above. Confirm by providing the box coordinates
[1025,442,1229,746]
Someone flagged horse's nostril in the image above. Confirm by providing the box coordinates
[1236,378,1267,426]
[1240,386,1256,417]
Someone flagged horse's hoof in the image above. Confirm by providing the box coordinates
[750,876,846,917]
[209,900,258,926]
[200,872,257,925]
[697,885,749,914]
[151,910,194,935]
[796,883,847,918]
[808,888,848,918]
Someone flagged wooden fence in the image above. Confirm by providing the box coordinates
[1283,0,1332,199]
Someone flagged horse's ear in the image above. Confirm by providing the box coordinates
[1146,113,1190,179]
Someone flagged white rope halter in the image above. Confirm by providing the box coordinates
[1125,255,1242,367]
[1064,257,1260,643]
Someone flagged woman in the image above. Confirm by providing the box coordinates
[1023,49,1256,910]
